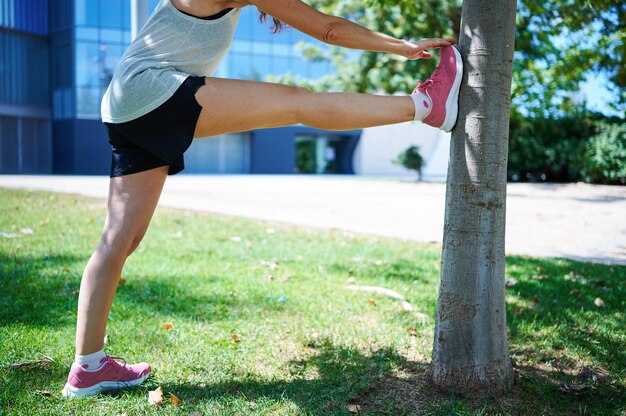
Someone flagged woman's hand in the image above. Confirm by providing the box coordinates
[405,38,456,60]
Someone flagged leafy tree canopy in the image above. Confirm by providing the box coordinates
[270,0,625,117]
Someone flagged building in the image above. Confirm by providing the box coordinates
[0,0,448,178]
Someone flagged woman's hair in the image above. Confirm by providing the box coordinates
[259,11,285,33]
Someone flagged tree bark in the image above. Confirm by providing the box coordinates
[431,0,517,396]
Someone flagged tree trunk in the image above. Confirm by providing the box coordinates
[431,0,517,396]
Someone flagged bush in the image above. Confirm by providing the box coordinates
[393,145,424,180]
[582,123,626,184]
[507,110,598,182]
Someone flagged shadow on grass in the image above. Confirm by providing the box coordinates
[154,340,433,415]
[0,252,87,327]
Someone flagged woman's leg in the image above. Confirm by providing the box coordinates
[193,78,415,138]
[74,166,168,355]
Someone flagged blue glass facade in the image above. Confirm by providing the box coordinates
[0,0,354,175]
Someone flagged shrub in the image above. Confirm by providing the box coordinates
[582,123,626,184]
[393,145,424,181]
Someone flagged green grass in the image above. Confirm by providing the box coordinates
[0,187,624,415]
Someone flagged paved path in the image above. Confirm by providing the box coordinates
[1,175,625,265]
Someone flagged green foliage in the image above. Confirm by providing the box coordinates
[273,0,625,117]
[582,122,626,184]
[507,109,596,182]
[393,145,424,179]
[508,110,625,183]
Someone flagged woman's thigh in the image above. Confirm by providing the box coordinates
[193,77,307,138]
[102,166,169,253]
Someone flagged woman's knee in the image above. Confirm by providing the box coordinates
[99,225,147,257]
[290,86,312,124]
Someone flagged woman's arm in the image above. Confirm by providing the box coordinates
[247,0,455,59]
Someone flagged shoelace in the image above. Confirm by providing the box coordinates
[105,355,127,368]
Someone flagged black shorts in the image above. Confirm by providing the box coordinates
[105,75,206,177]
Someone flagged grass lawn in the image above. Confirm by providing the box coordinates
[0,187,624,415]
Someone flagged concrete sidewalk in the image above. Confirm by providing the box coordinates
[1,175,625,265]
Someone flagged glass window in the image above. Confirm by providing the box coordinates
[76,27,99,41]
[100,28,122,43]
[270,57,290,76]
[100,0,123,28]
[75,42,100,87]
[250,41,270,54]
[75,0,98,26]
[230,53,252,80]
[252,55,271,81]
[76,87,101,117]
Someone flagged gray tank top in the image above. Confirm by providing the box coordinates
[101,0,241,123]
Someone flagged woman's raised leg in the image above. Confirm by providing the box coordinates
[75,166,168,356]
[193,77,416,138]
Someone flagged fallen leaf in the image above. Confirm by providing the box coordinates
[407,327,417,336]
[1,232,18,238]
[34,390,53,397]
[367,298,377,305]
[230,236,242,242]
[9,355,54,370]
[161,323,174,330]
[266,228,276,234]
[119,276,126,285]
[348,404,361,413]
[265,274,274,281]
[231,333,241,343]
[148,386,164,405]
[346,277,355,284]
[532,295,539,303]
[373,260,383,266]
[569,289,580,297]
[594,297,605,308]
[531,275,548,280]
[505,277,517,287]
[62,267,70,273]
[189,413,202,416]
[559,382,587,394]
[229,290,236,296]
[20,228,33,235]
[169,393,182,405]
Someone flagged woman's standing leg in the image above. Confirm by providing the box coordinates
[63,165,168,397]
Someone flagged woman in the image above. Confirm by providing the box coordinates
[62,0,462,397]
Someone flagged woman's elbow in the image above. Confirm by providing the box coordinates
[321,20,344,45]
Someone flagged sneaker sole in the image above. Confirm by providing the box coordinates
[61,373,150,398]
[440,46,463,133]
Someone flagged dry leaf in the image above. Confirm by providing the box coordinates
[148,386,164,405]
[161,322,175,330]
[119,276,126,285]
[229,290,236,296]
[505,277,517,287]
[189,413,203,416]
[531,275,548,280]
[0,232,18,238]
[34,390,53,397]
[569,289,580,297]
[346,277,355,284]
[594,297,605,308]
[231,333,241,342]
[407,327,417,336]
[367,298,376,305]
[348,404,361,413]
[169,393,182,405]
[266,228,276,234]
[373,260,383,266]
[230,236,242,242]
[20,228,33,235]
[9,355,54,370]
[62,267,70,273]
[532,295,539,303]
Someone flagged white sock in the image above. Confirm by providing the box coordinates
[74,349,106,371]
[411,91,432,121]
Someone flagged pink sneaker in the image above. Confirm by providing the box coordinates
[413,45,463,132]
[61,355,151,397]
